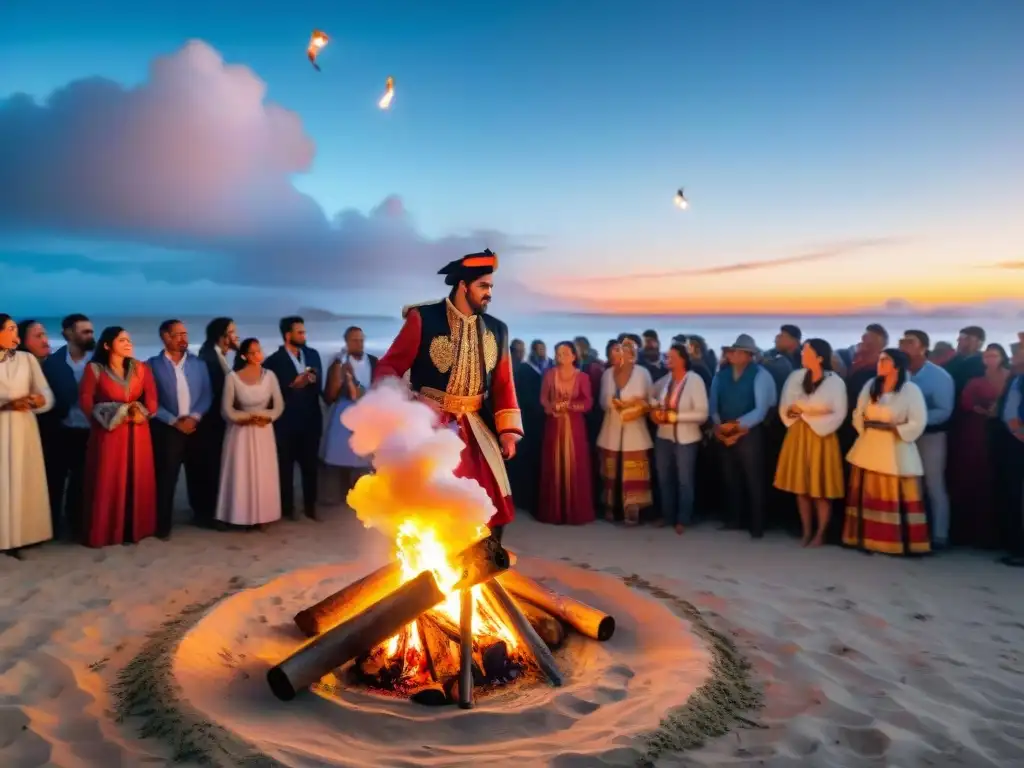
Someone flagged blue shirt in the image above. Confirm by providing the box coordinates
[909,360,954,429]
[709,364,777,430]
[1004,375,1023,429]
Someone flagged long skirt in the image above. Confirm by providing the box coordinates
[598,447,652,516]
[216,423,282,526]
[537,412,595,525]
[774,420,845,499]
[842,466,930,555]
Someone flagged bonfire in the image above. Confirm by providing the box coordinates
[265,381,615,708]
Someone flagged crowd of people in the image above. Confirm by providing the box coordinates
[0,312,347,554]
[1,311,1022,567]
[505,325,1024,565]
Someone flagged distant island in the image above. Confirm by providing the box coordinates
[294,307,395,322]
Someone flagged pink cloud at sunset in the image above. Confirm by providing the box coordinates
[0,40,532,291]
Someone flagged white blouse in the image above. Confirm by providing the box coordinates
[597,365,653,452]
[650,371,708,444]
[846,380,927,476]
[778,370,847,437]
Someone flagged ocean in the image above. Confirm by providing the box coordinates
[27,312,1022,362]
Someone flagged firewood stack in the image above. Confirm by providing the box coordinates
[267,537,616,708]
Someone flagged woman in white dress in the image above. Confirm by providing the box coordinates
[596,338,654,525]
[0,314,55,557]
[215,339,285,528]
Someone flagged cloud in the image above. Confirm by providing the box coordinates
[575,237,905,283]
[0,40,533,290]
[989,261,1024,270]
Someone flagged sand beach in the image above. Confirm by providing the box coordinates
[1,477,1023,768]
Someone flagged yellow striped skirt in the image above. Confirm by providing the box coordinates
[773,419,845,499]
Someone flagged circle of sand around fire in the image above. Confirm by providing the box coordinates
[113,558,760,767]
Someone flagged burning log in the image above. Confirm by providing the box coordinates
[457,587,474,709]
[453,534,512,591]
[417,614,459,682]
[518,600,566,649]
[409,683,448,706]
[378,626,411,690]
[480,639,510,680]
[426,609,461,643]
[293,562,404,637]
[268,570,446,702]
[498,570,615,642]
[483,581,564,687]
[293,535,510,638]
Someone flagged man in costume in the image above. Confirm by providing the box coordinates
[373,249,523,541]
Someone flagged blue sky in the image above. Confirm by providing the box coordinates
[1,0,1022,316]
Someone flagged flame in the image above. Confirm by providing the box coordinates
[674,191,689,210]
[378,76,394,109]
[341,381,519,658]
[392,519,518,650]
[307,30,329,68]
[309,30,329,50]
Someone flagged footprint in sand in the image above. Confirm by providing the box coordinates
[52,714,104,743]
[0,722,51,767]
[591,685,628,704]
[68,740,128,765]
[603,664,635,681]
[0,707,31,749]
[836,725,891,758]
[553,692,602,716]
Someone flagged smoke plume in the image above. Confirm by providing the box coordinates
[342,378,495,553]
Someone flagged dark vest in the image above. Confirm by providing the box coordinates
[408,300,509,397]
[716,363,758,422]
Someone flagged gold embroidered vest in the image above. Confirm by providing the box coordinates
[408,299,506,398]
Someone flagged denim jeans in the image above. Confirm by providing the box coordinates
[917,431,950,545]
[654,438,699,525]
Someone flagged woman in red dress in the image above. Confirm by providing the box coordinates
[948,343,1012,549]
[79,327,158,548]
[537,341,595,525]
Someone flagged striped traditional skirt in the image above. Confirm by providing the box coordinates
[842,466,931,555]
[598,448,653,512]
[773,420,845,499]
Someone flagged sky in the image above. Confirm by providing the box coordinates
[0,0,1022,318]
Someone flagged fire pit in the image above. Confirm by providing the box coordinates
[267,534,615,708]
